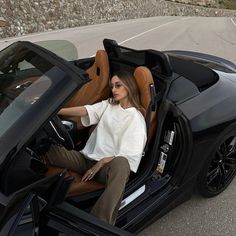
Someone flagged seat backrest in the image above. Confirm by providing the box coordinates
[65,50,110,128]
[133,66,157,143]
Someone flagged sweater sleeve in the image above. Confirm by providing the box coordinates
[81,100,108,126]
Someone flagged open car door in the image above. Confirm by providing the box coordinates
[0,173,62,236]
[0,173,133,236]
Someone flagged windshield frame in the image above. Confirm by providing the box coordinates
[0,41,88,167]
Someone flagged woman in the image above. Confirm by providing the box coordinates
[45,70,147,225]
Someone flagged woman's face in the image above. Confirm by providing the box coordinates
[110,75,128,102]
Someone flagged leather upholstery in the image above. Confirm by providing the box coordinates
[46,50,110,196]
[46,166,104,197]
[65,50,110,129]
[46,66,157,197]
[134,66,157,143]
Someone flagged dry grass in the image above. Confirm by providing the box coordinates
[219,0,236,10]
[165,0,236,10]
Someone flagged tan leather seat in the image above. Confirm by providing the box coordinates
[46,50,110,196]
[64,49,110,129]
[134,66,157,143]
[46,166,104,197]
[46,66,157,197]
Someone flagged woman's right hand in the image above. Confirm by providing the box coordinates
[81,157,113,182]
[81,161,104,182]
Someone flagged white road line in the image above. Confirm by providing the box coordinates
[0,25,102,43]
[0,17,188,58]
[0,17,184,44]
[0,20,127,43]
[89,17,189,57]
[231,18,236,26]
[118,18,188,45]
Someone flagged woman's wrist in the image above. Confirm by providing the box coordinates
[100,157,113,165]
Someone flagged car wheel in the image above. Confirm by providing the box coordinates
[198,133,236,198]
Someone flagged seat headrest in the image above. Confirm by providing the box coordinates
[133,66,154,112]
[87,50,110,78]
[64,49,110,130]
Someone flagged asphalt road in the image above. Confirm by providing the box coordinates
[1,16,236,236]
[1,16,236,63]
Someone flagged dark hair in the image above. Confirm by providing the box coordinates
[109,70,145,115]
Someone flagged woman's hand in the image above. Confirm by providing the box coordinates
[82,157,113,182]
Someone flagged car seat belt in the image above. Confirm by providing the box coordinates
[144,84,162,153]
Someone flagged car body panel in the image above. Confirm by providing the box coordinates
[164,50,236,190]
[177,77,236,132]
[164,50,236,73]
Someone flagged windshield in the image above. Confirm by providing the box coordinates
[35,40,78,61]
[0,43,68,137]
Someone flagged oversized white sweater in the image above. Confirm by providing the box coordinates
[80,100,147,173]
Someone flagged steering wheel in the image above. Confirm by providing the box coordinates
[45,115,74,150]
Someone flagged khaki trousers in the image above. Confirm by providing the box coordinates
[45,145,130,225]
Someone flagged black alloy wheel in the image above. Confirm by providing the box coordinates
[198,135,236,198]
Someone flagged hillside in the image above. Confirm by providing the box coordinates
[220,0,236,10]
[167,0,236,9]
[1,0,236,39]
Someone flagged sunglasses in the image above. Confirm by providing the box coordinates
[109,82,124,90]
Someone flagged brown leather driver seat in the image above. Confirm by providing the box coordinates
[46,50,110,197]
[64,49,110,129]
[46,66,157,198]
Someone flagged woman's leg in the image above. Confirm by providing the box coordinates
[44,144,89,174]
[91,156,130,225]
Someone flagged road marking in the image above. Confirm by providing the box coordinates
[89,18,189,57]
[0,17,186,44]
[231,18,236,26]
[118,18,189,45]
[0,24,102,43]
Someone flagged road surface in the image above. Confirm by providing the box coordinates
[1,16,236,63]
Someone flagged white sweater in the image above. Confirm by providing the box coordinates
[80,100,147,173]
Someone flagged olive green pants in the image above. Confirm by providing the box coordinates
[44,145,130,225]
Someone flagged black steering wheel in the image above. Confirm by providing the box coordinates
[45,115,74,150]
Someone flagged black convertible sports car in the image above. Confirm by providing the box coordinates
[1,38,236,235]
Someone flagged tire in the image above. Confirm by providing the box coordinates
[197,131,236,198]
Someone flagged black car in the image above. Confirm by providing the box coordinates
[1,38,236,236]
